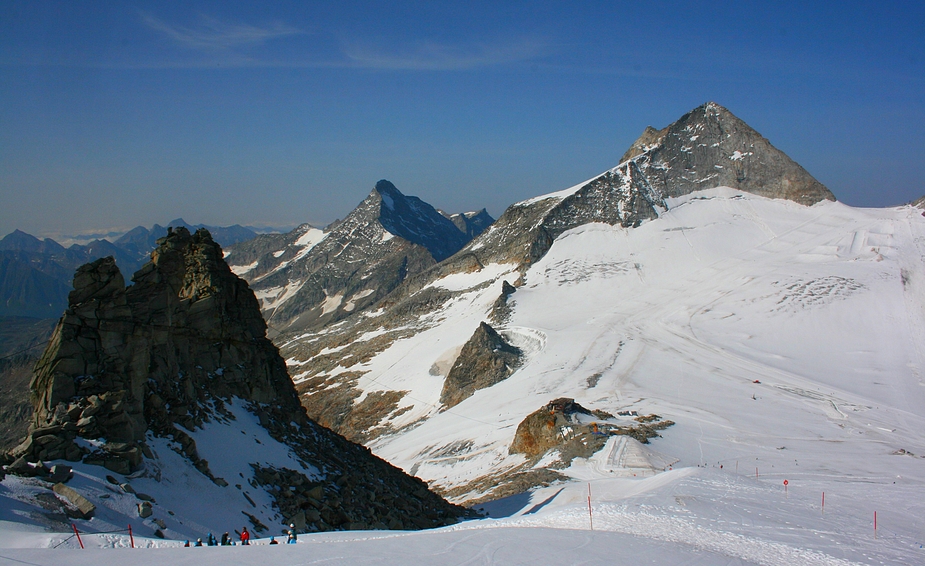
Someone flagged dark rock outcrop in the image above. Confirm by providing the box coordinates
[489,280,517,325]
[622,102,834,206]
[440,322,522,409]
[8,227,465,531]
[510,399,674,458]
[509,398,593,457]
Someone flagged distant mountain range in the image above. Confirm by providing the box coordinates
[0,220,259,318]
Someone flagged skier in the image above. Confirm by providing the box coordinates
[287,524,298,544]
[240,526,250,545]
[221,532,231,546]
[268,536,278,545]
[207,533,217,546]
[195,538,203,547]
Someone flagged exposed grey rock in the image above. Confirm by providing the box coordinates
[9,227,466,532]
[440,209,495,239]
[53,482,95,518]
[509,398,593,457]
[622,102,834,205]
[440,322,522,409]
[489,280,517,325]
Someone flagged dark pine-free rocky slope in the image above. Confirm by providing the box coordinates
[5,227,464,532]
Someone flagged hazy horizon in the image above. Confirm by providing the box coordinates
[2,2,923,238]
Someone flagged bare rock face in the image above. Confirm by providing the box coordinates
[10,227,465,531]
[440,322,522,409]
[489,280,517,325]
[20,228,302,471]
[509,398,593,457]
[623,102,835,206]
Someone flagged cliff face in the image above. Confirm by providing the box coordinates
[27,228,298,452]
[10,227,464,532]
[625,102,835,206]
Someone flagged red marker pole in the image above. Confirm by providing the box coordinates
[129,524,135,548]
[756,467,759,479]
[783,479,788,497]
[822,492,825,515]
[72,524,84,549]
[874,511,877,538]
[587,484,594,531]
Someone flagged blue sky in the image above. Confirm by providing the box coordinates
[1,1,923,239]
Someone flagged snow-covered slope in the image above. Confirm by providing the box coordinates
[274,186,925,562]
[349,188,924,481]
[3,464,921,564]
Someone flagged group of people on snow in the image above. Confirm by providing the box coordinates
[184,524,298,547]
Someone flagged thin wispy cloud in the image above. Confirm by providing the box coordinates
[141,13,302,51]
[341,37,545,71]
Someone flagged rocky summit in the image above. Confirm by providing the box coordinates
[441,102,834,270]
[620,102,834,205]
[5,227,464,534]
[225,180,493,335]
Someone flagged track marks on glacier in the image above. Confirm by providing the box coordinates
[769,276,866,313]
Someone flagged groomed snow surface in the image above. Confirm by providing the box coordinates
[1,469,920,564]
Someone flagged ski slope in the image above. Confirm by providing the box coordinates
[1,467,921,564]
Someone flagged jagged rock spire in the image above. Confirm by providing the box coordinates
[11,226,466,531]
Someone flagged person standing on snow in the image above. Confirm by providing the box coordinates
[240,526,250,545]
[287,524,297,544]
